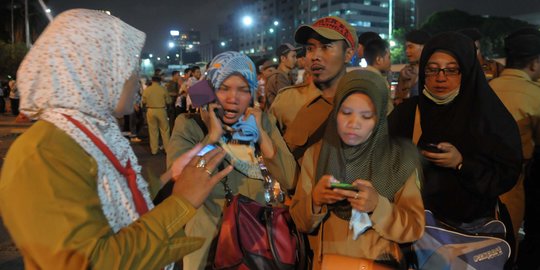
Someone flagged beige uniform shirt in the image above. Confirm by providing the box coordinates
[490,69,540,160]
[143,82,171,108]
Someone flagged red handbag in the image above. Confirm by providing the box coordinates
[213,194,306,270]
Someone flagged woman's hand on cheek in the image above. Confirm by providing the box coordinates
[201,103,224,143]
[244,106,263,129]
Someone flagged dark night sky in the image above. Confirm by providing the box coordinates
[47,0,540,57]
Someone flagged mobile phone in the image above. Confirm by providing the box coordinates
[330,183,358,191]
[421,143,443,153]
[197,144,217,156]
[188,80,216,107]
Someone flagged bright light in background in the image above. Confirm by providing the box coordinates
[188,44,193,49]
[359,58,368,68]
[175,54,180,58]
[105,11,111,15]
[166,56,170,59]
[168,42,175,48]
[45,8,51,13]
[220,41,226,47]
[269,28,274,33]
[272,58,277,62]
[242,16,253,26]
[149,54,153,58]
[170,30,180,36]
[389,40,397,47]
[157,57,161,61]
[273,20,279,26]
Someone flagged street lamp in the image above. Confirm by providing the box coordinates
[273,20,279,26]
[220,41,226,47]
[242,15,253,27]
[149,54,153,58]
[168,42,175,48]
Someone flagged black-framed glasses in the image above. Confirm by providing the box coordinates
[425,67,461,76]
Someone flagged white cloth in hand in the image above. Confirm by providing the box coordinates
[349,209,372,240]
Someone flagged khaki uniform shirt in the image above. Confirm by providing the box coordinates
[0,120,202,269]
[490,69,540,160]
[143,82,171,108]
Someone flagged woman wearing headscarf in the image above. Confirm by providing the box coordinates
[388,32,522,232]
[290,70,424,270]
[0,9,233,270]
[166,51,296,269]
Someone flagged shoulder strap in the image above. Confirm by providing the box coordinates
[62,114,149,215]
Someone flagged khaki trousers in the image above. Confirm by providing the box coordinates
[146,108,170,154]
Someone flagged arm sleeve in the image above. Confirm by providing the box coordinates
[166,115,208,169]
[289,145,328,233]
[261,113,297,191]
[369,170,425,243]
[0,140,204,270]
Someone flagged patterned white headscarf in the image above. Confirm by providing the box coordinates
[17,9,153,233]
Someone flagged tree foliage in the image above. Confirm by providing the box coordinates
[0,41,28,77]
[420,9,535,58]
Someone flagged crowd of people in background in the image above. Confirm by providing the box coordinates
[1,7,539,270]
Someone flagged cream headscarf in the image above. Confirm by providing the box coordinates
[17,9,152,233]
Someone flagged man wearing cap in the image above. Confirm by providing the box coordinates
[270,16,356,161]
[460,28,504,81]
[265,43,301,108]
[394,30,430,105]
[489,28,540,269]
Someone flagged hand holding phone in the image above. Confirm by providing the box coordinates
[421,143,444,153]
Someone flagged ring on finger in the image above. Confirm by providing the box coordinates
[354,193,359,200]
[196,158,207,168]
[204,169,213,176]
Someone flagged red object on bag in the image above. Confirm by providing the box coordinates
[214,194,305,270]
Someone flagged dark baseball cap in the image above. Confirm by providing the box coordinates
[276,43,302,57]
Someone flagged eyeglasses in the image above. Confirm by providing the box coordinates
[425,67,461,76]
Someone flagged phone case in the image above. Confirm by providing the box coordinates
[188,80,216,107]
[330,183,358,191]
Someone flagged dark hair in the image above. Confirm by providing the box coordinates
[191,66,201,71]
[358,31,381,46]
[171,70,179,76]
[151,76,161,82]
[364,39,389,65]
[184,67,192,74]
[506,54,539,69]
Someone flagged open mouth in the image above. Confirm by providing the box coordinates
[311,65,325,74]
[223,109,239,119]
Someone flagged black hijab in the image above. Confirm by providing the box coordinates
[316,70,420,219]
[412,32,521,223]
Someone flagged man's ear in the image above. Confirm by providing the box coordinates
[344,46,355,64]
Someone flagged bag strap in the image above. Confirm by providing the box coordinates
[62,114,149,215]
[264,208,307,270]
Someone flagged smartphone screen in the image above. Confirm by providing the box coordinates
[421,143,443,153]
[197,144,217,156]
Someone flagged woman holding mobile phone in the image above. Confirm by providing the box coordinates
[166,51,296,269]
[290,70,424,269]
